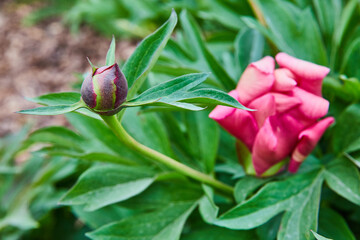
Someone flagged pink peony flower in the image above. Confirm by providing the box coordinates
[209,53,334,176]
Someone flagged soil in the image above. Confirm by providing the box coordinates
[0,0,136,137]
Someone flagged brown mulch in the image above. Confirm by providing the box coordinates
[0,1,135,137]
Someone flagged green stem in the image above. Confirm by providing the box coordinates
[248,0,266,26]
[101,115,234,195]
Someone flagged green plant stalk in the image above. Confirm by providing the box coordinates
[101,114,234,195]
[247,0,279,54]
[248,0,266,26]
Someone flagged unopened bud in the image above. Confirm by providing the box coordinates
[81,63,128,115]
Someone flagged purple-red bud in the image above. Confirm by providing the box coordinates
[81,63,128,115]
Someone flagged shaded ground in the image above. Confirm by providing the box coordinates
[0,1,135,136]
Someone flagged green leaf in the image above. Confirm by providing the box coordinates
[36,141,139,166]
[152,64,202,77]
[332,104,360,153]
[241,16,279,49]
[60,165,156,211]
[0,124,31,165]
[173,88,247,108]
[28,91,98,119]
[215,162,245,179]
[222,51,239,81]
[73,152,135,165]
[199,185,219,224]
[214,169,323,239]
[215,129,246,179]
[124,73,247,111]
[277,174,323,240]
[122,108,174,156]
[197,0,249,30]
[0,156,76,234]
[27,92,81,105]
[325,157,360,205]
[182,225,258,240]
[37,147,136,166]
[292,0,311,8]
[156,111,219,172]
[123,10,177,99]
[72,205,136,229]
[235,28,265,74]
[31,157,79,188]
[135,105,203,113]
[26,91,99,119]
[87,181,202,240]
[28,114,141,166]
[0,166,19,174]
[17,102,84,115]
[331,0,359,68]
[180,10,235,90]
[28,126,85,150]
[184,111,219,173]
[311,231,332,240]
[340,77,360,103]
[251,0,327,64]
[344,152,360,168]
[323,76,360,104]
[126,73,210,105]
[256,214,282,240]
[235,140,256,175]
[318,208,356,240]
[105,36,116,66]
[122,180,202,206]
[312,0,342,43]
[65,112,148,165]
[234,176,270,203]
[87,201,198,240]
[163,39,197,63]
[341,38,360,79]
[162,102,205,111]
[0,201,38,231]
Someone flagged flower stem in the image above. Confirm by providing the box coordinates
[248,0,266,26]
[101,114,234,195]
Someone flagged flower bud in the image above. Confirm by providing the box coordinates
[81,63,128,115]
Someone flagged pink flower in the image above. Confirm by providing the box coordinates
[209,53,334,176]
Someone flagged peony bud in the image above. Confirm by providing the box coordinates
[81,63,128,115]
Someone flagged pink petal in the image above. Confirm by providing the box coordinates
[272,93,302,113]
[273,68,297,92]
[289,117,335,172]
[210,108,258,150]
[209,90,238,121]
[292,87,329,120]
[252,114,304,175]
[95,65,113,75]
[209,90,258,150]
[248,94,276,128]
[236,56,275,105]
[275,52,330,96]
[248,93,302,126]
[288,160,301,173]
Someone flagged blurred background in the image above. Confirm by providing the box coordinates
[0,0,137,137]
